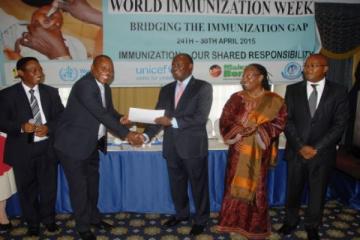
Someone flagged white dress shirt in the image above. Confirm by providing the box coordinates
[22,83,48,142]
[171,75,192,128]
[307,78,325,109]
[96,80,106,139]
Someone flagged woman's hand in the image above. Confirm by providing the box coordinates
[241,125,257,137]
[225,133,242,145]
[19,23,71,59]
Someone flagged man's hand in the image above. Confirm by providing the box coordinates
[21,122,36,133]
[154,116,172,127]
[120,115,132,126]
[299,145,317,160]
[127,132,144,147]
[34,125,49,137]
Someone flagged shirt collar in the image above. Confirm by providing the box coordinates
[307,78,325,88]
[22,82,39,93]
[177,75,192,87]
[95,79,105,90]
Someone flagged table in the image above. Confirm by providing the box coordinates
[6,140,360,216]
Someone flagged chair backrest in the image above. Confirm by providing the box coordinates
[213,119,220,139]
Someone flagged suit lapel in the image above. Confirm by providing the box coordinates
[16,83,33,119]
[175,77,194,110]
[171,81,177,110]
[104,84,111,109]
[313,80,330,119]
[298,81,312,118]
[91,77,104,108]
[38,84,50,120]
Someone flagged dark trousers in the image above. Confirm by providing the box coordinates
[285,158,331,229]
[12,140,57,227]
[166,151,210,225]
[56,147,101,232]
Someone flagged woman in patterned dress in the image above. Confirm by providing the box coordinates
[217,64,287,239]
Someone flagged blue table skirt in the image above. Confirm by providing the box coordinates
[6,149,360,216]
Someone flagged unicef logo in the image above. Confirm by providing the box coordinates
[281,62,302,80]
[59,66,79,82]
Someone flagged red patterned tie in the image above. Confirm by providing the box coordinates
[175,82,184,108]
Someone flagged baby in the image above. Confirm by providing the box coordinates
[31,4,63,32]
[3,4,87,60]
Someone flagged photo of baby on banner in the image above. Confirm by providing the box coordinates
[0,0,102,61]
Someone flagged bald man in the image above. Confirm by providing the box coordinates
[278,54,349,240]
[54,55,141,240]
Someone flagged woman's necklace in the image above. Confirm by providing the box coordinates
[246,89,265,98]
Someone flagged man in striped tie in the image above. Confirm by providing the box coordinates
[0,57,64,237]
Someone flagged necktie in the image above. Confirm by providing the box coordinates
[175,83,184,108]
[308,84,318,117]
[29,89,42,125]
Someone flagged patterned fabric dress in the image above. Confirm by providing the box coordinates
[217,91,287,239]
[0,133,11,175]
[0,133,17,201]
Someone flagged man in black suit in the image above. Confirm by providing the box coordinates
[278,54,349,240]
[54,55,142,240]
[143,53,213,236]
[0,57,64,236]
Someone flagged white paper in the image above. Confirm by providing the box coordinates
[128,107,165,124]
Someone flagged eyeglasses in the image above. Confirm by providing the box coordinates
[303,64,327,69]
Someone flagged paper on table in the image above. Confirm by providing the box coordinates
[128,107,165,124]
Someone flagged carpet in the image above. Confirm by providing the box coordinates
[1,200,359,240]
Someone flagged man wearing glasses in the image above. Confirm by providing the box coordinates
[278,54,349,240]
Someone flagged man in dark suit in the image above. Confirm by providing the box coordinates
[278,54,349,240]
[0,57,64,236]
[54,55,142,240]
[143,53,213,236]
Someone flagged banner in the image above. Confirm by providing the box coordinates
[0,0,319,87]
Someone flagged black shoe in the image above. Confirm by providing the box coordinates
[91,220,113,230]
[306,227,320,240]
[162,216,188,227]
[78,230,96,240]
[27,226,40,236]
[190,224,205,236]
[0,222,12,232]
[44,222,59,232]
[277,224,297,235]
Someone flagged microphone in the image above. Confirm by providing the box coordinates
[28,119,35,144]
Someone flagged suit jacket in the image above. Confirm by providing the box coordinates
[0,82,64,167]
[284,80,349,165]
[145,77,213,159]
[54,72,129,160]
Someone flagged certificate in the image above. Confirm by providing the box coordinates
[128,107,165,124]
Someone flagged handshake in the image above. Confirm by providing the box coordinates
[120,116,145,147]
[125,132,145,147]
[119,114,171,147]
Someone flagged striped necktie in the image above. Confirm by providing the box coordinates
[29,89,42,125]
